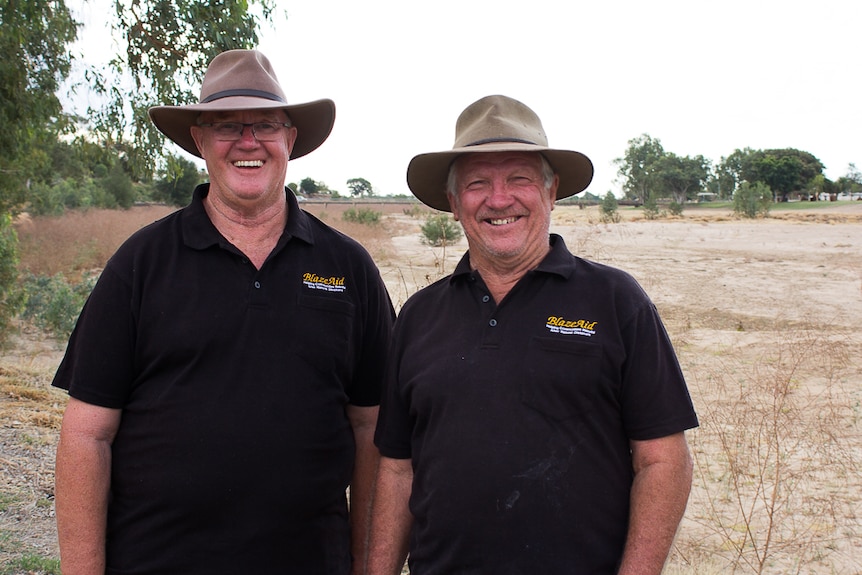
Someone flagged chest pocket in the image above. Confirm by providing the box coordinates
[294,294,356,377]
[522,337,603,421]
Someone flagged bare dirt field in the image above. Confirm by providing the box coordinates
[2,201,861,574]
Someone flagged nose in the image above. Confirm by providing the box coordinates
[485,181,515,208]
[237,124,260,145]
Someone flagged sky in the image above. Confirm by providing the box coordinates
[68,0,861,198]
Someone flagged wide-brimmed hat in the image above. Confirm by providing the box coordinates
[407,95,593,212]
[148,49,335,159]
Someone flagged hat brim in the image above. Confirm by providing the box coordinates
[406,142,594,212]
[148,97,335,160]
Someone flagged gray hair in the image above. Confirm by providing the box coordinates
[445,153,556,199]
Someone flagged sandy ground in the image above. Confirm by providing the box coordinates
[2,202,861,573]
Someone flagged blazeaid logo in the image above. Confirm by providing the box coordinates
[546,316,598,337]
[303,272,347,293]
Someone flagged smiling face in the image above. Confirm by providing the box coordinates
[190,109,298,213]
[448,151,558,273]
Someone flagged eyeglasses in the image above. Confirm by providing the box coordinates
[197,122,292,141]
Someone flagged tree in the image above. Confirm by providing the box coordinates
[614,134,665,203]
[743,149,825,202]
[834,163,862,196]
[0,0,78,212]
[346,177,374,198]
[655,153,711,205]
[299,177,320,195]
[153,154,202,206]
[87,0,275,180]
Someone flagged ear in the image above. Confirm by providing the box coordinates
[285,126,298,156]
[447,191,460,221]
[189,126,206,159]
[548,173,560,209]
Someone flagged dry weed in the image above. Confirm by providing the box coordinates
[15,206,176,279]
[676,325,861,574]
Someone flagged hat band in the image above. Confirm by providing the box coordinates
[465,137,538,147]
[201,89,287,104]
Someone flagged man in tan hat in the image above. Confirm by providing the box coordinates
[369,95,697,574]
[53,49,393,574]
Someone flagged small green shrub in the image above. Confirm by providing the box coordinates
[668,200,684,216]
[642,195,661,220]
[342,207,382,225]
[599,192,621,223]
[20,271,99,339]
[403,204,428,218]
[420,213,462,246]
[734,181,773,218]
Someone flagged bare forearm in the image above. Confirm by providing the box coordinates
[367,457,413,575]
[55,433,112,575]
[347,405,380,573]
[55,398,120,575]
[618,434,693,575]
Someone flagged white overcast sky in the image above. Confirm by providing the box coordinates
[68,0,861,198]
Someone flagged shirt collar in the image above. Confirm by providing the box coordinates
[182,184,315,251]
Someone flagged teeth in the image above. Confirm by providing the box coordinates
[489,217,517,226]
[234,160,263,167]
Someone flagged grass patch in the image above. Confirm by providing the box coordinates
[0,553,61,575]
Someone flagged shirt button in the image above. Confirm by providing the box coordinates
[482,295,490,303]
[489,319,497,327]
[254,281,261,289]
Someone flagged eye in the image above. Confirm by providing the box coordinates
[253,122,280,135]
[214,122,242,135]
[463,179,488,191]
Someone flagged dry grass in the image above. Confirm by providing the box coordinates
[4,200,862,573]
[15,206,176,280]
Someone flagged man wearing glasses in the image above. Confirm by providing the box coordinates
[53,50,394,575]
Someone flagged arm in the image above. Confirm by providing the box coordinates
[367,456,413,575]
[617,432,693,575]
[346,404,381,574]
[55,397,122,575]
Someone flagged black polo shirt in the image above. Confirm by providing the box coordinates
[375,234,697,575]
[54,185,394,575]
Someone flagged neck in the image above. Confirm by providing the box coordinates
[469,243,550,303]
[204,191,288,269]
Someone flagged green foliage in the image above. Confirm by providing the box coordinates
[103,162,135,209]
[642,194,661,220]
[421,213,462,246]
[403,204,429,218]
[655,153,710,204]
[0,0,78,212]
[342,207,382,226]
[668,200,684,216]
[614,134,665,202]
[835,163,862,195]
[720,148,825,202]
[599,192,620,223]
[299,177,319,195]
[346,177,374,197]
[0,214,25,346]
[153,154,202,206]
[0,553,61,575]
[733,181,773,218]
[87,0,275,179]
[21,272,99,340]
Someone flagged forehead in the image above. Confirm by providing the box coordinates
[198,108,289,123]
[455,151,544,174]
